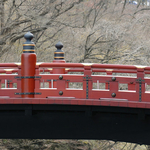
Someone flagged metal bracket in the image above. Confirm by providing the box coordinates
[15,76,41,79]
[136,78,145,102]
[7,80,12,83]
[83,75,92,99]
[47,79,57,82]
[7,80,12,88]
[15,92,41,95]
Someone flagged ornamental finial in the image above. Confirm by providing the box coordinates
[55,42,63,50]
[24,31,34,41]
[23,32,35,53]
[54,42,64,60]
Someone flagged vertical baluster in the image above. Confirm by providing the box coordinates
[83,65,92,99]
[51,79,53,88]
[97,80,99,89]
[5,79,7,88]
[5,70,13,88]
[136,67,145,102]
[106,69,113,90]
[15,64,22,98]
[34,66,41,98]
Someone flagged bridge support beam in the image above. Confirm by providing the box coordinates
[0,104,149,145]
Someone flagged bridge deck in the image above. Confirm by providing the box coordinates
[0,97,149,109]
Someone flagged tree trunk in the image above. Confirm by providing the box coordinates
[0,0,4,34]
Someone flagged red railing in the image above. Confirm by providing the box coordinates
[0,62,150,108]
[34,63,148,101]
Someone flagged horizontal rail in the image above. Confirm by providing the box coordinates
[38,63,150,70]
[0,63,19,67]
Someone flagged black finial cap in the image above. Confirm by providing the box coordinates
[55,42,63,49]
[23,32,35,53]
[54,42,64,60]
[24,32,34,41]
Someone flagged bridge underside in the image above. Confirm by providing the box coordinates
[0,104,150,144]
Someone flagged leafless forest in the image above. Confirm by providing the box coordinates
[0,0,150,65]
[0,0,150,149]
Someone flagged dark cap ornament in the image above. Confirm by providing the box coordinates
[23,32,35,53]
[54,42,64,60]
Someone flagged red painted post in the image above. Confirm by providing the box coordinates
[6,70,13,88]
[83,65,92,99]
[128,82,135,90]
[21,32,36,98]
[136,68,145,102]
[34,65,41,98]
[52,42,65,90]
[106,69,113,89]
[16,65,22,98]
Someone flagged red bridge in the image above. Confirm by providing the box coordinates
[1,32,150,144]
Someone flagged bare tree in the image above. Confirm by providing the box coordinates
[0,0,84,62]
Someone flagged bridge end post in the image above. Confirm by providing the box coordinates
[53,41,65,66]
[21,32,36,98]
[52,42,66,90]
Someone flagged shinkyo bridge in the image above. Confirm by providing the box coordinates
[0,32,150,144]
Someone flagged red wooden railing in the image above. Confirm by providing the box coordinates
[0,32,150,109]
[34,63,149,102]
